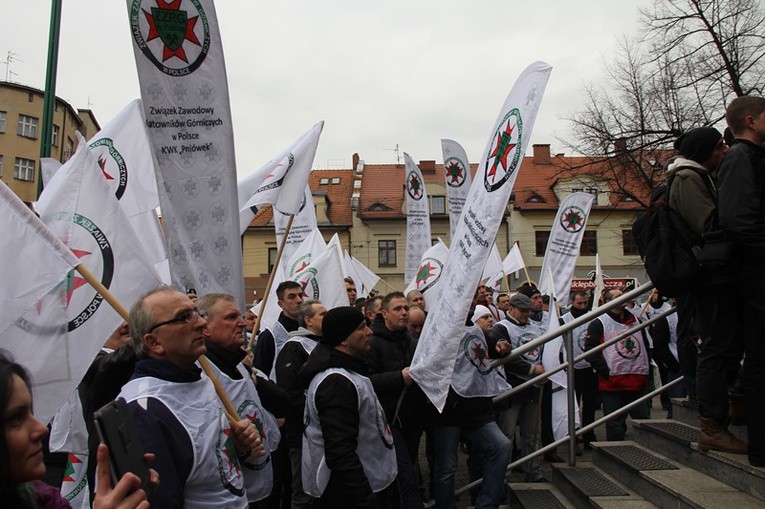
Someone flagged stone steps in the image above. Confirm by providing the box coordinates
[669,397,748,442]
[550,462,657,509]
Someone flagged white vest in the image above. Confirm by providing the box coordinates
[451,325,512,398]
[202,361,281,502]
[561,312,591,369]
[302,368,397,497]
[119,376,247,509]
[497,319,544,364]
[283,335,319,357]
[598,313,649,376]
[266,321,290,381]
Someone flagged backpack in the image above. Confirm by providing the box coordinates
[632,170,709,297]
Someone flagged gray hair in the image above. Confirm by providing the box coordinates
[129,285,173,357]
[296,300,322,327]
[196,293,236,321]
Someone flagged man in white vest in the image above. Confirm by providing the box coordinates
[584,288,651,441]
[253,281,303,379]
[197,293,287,507]
[301,306,399,508]
[275,300,326,508]
[120,286,264,508]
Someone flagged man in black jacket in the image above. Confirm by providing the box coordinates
[300,307,399,508]
[717,95,765,467]
[253,281,302,379]
[365,291,424,509]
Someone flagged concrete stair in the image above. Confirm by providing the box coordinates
[550,462,657,509]
[670,397,748,442]
[507,482,576,508]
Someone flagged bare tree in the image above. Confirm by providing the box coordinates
[562,0,765,208]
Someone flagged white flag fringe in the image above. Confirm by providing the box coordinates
[409,62,553,411]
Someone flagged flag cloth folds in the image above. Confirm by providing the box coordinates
[404,239,449,313]
[409,61,552,411]
[593,253,604,308]
[503,242,525,275]
[441,139,473,236]
[239,122,324,232]
[292,244,349,311]
[404,153,431,282]
[127,0,244,304]
[538,192,595,306]
[0,180,79,336]
[348,255,380,298]
[21,136,162,423]
[275,185,319,267]
[481,244,503,283]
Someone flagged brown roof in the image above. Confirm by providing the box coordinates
[248,169,354,227]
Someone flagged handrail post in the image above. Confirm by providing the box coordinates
[564,329,577,466]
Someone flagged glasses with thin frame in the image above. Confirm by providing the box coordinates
[149,307,207,332]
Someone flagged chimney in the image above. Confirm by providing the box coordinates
[352,153,360,170]
[532,144,551,165]
[419,160,437,175]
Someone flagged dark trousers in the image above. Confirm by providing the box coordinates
[675,293,699,397]
[392,426,424,509]
[694,283,744,424]
[574,367,599,442]
[601,389,650,441]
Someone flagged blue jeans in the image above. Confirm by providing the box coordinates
[432,423,511,509]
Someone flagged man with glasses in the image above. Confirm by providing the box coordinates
[119,286,265,508]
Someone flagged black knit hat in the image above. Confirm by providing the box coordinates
[321,307,366,347]
[517,285,541,298]
[674,127,722,163]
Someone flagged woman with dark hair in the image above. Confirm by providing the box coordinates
[0,351,156,508]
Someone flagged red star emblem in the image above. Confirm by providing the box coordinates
[471,341,488,367]
[143,0,201,63]
[416,262,436,286]
[488,121,517,181]
[98,156,114,180]
[64,249,92,305]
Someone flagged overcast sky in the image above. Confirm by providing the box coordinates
[3,1,651,177]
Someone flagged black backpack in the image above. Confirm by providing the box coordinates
[632,170,710,297]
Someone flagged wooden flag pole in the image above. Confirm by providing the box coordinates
[248,213,296,351]
[74,263,243,424]
[522,265,533,287]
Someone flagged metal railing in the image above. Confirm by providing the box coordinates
[426,281,683,507]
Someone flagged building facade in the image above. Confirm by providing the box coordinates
[0,81,100,203]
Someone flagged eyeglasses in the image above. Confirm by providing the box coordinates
[149,308,207,332]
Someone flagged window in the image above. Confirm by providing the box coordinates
[430,195,446,215]
[580,231,597,256]
[17,114,38,139]
[319,178,329,185]
[52,125,59,146]
[622,230,639,256]
[378,240,397,267]
[0,111,6,133]
[268,247,278,273]
[14,157,35,181]
[331,177,341,184]
[64,137,74,161]
[535,230,550,256]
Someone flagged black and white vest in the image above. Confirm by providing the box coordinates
[451,325,512,398]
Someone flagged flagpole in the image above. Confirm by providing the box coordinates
[522,265,533,287]
[248,213,295,350]
[74,264,245,425]
[38,0,62,199]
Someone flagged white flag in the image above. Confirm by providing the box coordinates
[292,244,349,310]
[593,253,604,308]
[349,256,380,298]
[441,139,473,236]
[404,153,431,282]
[275,185,318,266]
[128,0,244,304]
[410,62,552,411]
[404,239,449,313]
[540,281,580,440]
[239,122,324,232]
[22,137,163,423]
[0,180,79,336]
[481,244,503,282]
[40,157,62,187]
[538,192,595,306]
[502,243,525,275]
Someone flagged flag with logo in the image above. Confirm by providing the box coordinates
[275,185,318,267]
[348,255,379,298]
[292,243,349,310]
[540,280,580,440]
[410,62,552,411]
[49,391,90,508]
[404,153,431,282]
[538,192,595,306]
[0,180,79,336]
[486,243,526,292]
[404,239,449,313]
[239,122,324,232]
[441,139,473,236]
[127,0,244,304]
[23,136,163,423]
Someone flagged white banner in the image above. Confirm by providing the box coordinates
[239,122,324,232]
[292,244,349,310]
[538,192,595,306]
[441,139,473,236]
[404,239,449,312]
[348,255,380,298]
[127,0,244,304]
[275,185,318,267]
[481,244,503,282]
[404,153,431,282]
[21,138,162,423]
[503,242,525,275]
[410,61,552,411]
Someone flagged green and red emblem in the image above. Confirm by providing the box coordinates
[617,336,641,359]
[215,414,244,496]
[483,108,523,193]
[130,0,210,76]
[464,334,491,374]
[89,137,128,200]
[444,157,467,188]
[293,268,319,300]
[414,257,443,292]
[559,205,586,233]
[406,171,424,200]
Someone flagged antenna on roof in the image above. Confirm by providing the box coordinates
[383,143,401,164]
[3,50,22,82]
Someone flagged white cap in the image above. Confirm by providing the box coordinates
[471,305,493,323]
